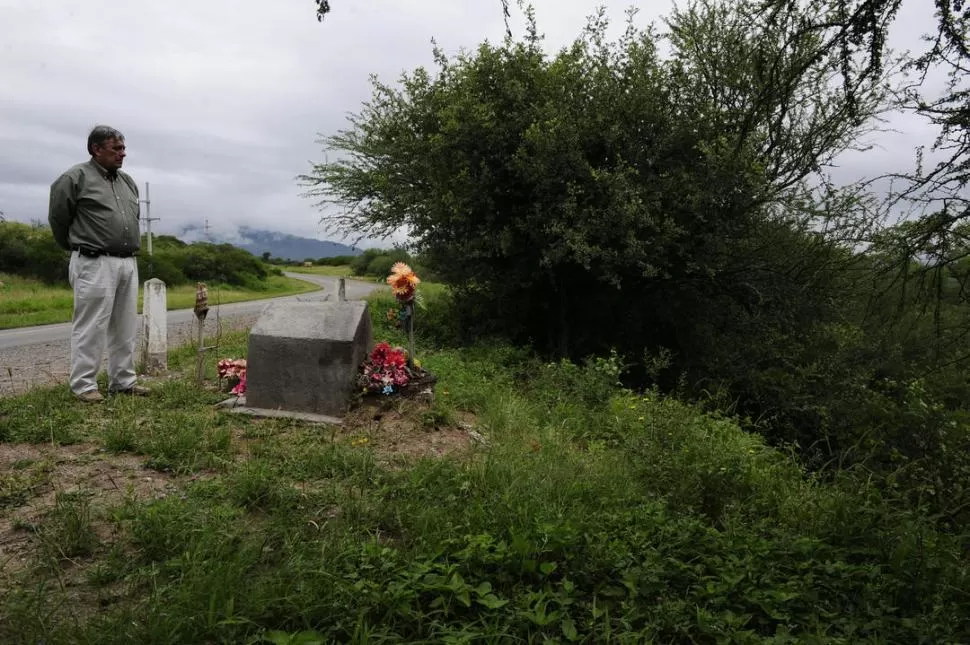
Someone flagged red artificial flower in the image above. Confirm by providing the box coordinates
[218,357,248,396]
[360,342,411,393]
[230,374,247,395]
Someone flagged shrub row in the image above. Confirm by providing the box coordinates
[0,222,274,287]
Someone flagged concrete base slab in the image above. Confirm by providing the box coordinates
[216,395,343,426]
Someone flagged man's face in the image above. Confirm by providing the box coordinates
[92,137,126,171]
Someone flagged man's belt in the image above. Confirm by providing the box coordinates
[73,246,136,259]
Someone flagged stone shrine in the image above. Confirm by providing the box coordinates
[245,300,372,418]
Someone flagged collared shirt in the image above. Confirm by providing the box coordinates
[48,160,141,254]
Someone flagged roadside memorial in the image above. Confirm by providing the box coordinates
[216,267,435,423]
[224,299,372,422]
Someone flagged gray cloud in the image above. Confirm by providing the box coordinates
[0,0,952,247]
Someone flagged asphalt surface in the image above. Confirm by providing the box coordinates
[0,272,380,351]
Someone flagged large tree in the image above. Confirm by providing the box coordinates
[305,0,970,522]
[303,0,885,369]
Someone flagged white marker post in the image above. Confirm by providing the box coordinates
[142,278,168,374]
[140,181,167,375]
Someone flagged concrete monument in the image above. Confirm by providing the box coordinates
[244,300,372,418]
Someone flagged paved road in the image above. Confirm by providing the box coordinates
[0,273,380,351]
[0,273,382,396]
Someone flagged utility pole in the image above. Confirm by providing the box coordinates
[140,182,160,256]
[204,218,211,238]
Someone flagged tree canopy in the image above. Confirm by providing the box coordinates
[304,0,884,345]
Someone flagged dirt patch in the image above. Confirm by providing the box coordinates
[341,397,483,464]
[224,391,486,465]
[0,442,183,580]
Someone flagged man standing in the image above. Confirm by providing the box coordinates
[49,125,149,402]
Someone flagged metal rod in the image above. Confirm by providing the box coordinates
[145,182,152,256]
[406,302,415,370]
[140,181,159,257]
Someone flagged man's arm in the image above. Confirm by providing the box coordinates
[48,173,76,250]
[123,173,140,219]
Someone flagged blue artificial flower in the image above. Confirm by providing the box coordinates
[382,385,394,395]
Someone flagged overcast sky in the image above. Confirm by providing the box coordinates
[0,0,944,247]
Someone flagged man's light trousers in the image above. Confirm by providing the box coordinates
[68,252,138,395]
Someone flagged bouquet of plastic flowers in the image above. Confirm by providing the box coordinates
[387,262,420,304]
[217,358,247,395]
[358,342,410,395]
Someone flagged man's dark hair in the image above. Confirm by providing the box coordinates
[87,125,124,155]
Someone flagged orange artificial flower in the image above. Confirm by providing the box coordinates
[387,262,420,298]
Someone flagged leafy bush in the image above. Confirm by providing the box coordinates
[0,222,273,289]
[137,254,187,285]
[350,247,409,277]
[168,242,268,287]
[302,0,970,539]
[300,1,911,495]
[347,247,439,282]
[315,254,357,266]
[0,221,68,284]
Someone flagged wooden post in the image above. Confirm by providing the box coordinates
[195,317,206,383]
[338,277,346,302]
[194,283,210,386]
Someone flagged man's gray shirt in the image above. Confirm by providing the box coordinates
[48,160,141,254]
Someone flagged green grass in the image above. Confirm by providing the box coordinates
[0,291,968,643]
[0,273,320,330]
[37,491,98,563]
[0,274,74,329]
[285,264,356,277]
[160,274,320,310]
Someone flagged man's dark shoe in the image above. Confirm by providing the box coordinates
[110,385,150,397]
[75,390,104,403]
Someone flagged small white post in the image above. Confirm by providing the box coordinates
[142,278,168,374]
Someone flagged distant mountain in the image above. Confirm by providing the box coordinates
[177,225,361,261]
